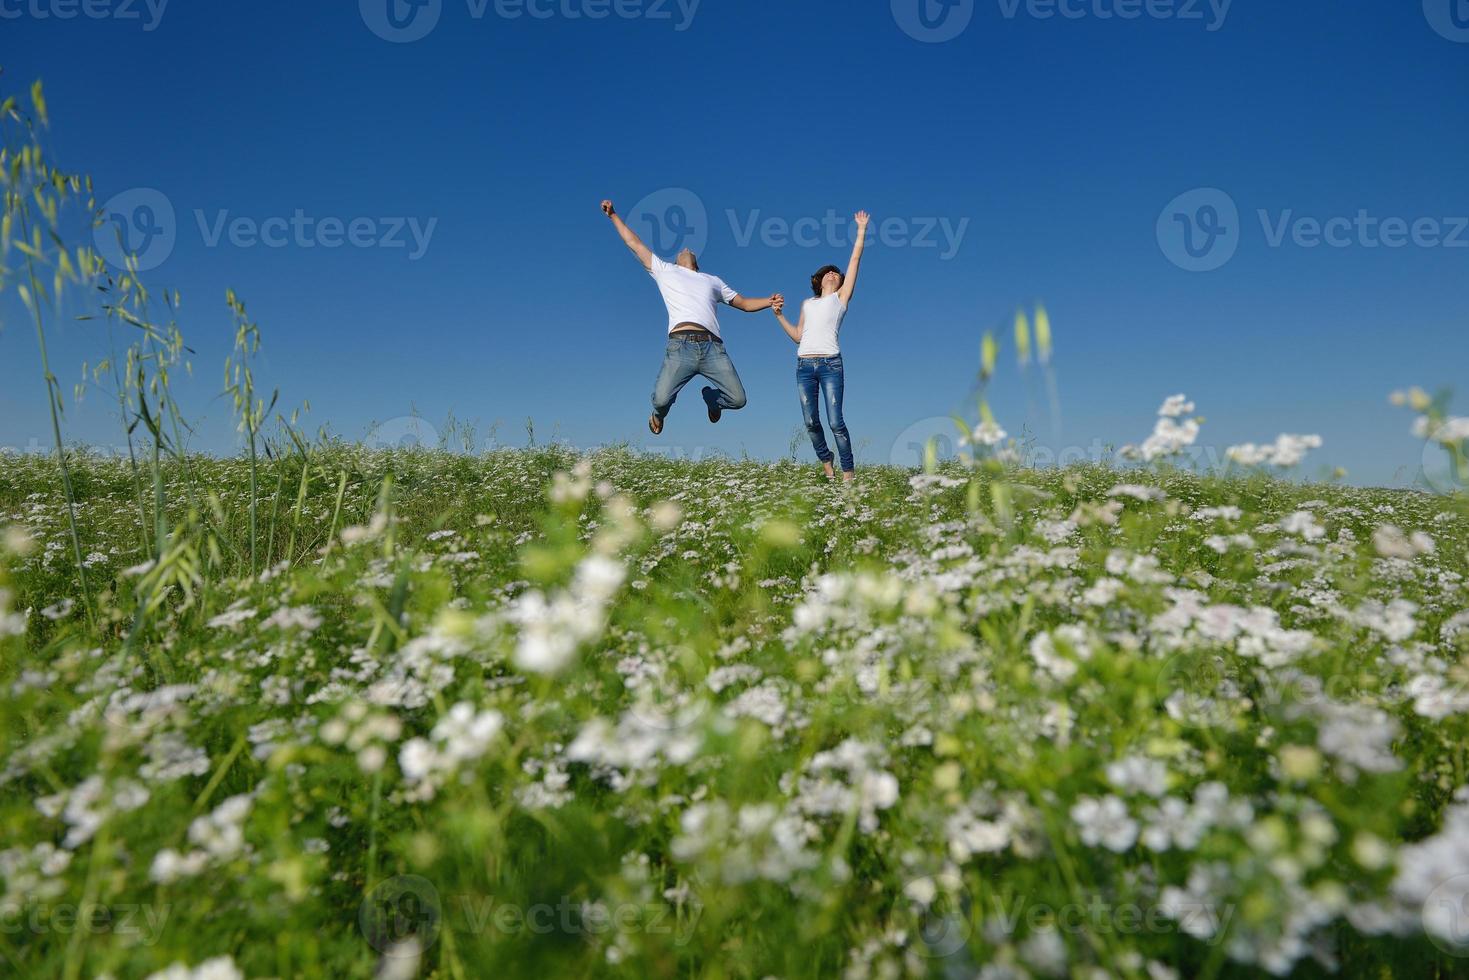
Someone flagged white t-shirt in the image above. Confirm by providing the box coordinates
[648,255,739,338]
[796,293,847,357]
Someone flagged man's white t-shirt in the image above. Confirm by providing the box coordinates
[796,293,847,357]
[648,255,739,339]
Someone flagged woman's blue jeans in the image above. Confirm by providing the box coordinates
[797,355,853,473]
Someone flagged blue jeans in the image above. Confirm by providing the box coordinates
[651,334,748,421]
[797,355,853,473]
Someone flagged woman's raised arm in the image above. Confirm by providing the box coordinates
[839,210,870,306]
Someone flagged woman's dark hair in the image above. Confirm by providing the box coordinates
[811,264,844,298]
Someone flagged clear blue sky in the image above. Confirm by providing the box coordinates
[2,0,1466,488]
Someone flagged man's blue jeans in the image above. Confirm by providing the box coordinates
[651,334,748,421]
[797,354,853,473]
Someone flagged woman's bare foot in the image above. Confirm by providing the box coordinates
[842,471,855,483]
[648,414,663,436]
[822,461,836,480]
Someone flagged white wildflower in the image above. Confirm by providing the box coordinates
[143,957,244,980]
[1071,795,1138,852]
[1158,394,1195,418]
[1280,511,1325,542]
[1227,434,1322,468]
[1106,756,1169,797]
[1372,524,1435,559]
[261,605,323,633]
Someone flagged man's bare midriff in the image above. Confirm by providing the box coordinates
[671,322,710,334]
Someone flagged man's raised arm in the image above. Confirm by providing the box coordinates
[601,200,653,270]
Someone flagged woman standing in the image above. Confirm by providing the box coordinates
[773,210,869,482]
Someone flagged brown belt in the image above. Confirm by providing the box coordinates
[670,329,720,343]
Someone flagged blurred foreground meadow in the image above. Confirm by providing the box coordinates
[6,78,1469,980]
[4,446,1469,979]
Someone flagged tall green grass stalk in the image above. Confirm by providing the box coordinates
[224,290,275,577]
[3,82,98,630]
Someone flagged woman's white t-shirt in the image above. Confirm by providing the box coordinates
[797,294,847,357]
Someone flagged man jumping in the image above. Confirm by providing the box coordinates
[601,199,781,435]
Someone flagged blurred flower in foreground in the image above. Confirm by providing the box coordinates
[1226,434,1323,468]
[1123,394,1203,462]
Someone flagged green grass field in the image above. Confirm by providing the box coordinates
[3,446,1469,979]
